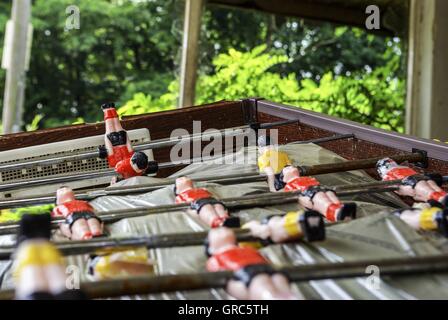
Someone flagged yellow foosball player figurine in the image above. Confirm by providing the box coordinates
[257,135,292,175]
[87,247,155,280]
[393,203,448,236]
[13,214,85,300]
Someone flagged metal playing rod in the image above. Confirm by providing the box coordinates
[0,153,244,193]
[0,186,399,236]
[0,120,299,173]
[0,172,263,209]
[0,125,244,172]
[299,152,424,176]
[0,230,257,260]
[0,151,425,202]
[0,252,447,300]
[290,133,355,145]
[0,192,302,236]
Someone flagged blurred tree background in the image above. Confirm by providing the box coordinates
[0,0,406,132]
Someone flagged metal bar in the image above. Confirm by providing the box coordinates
[257,99,448,162]
[0,119,323,173]
[0,125,249,172]
[1,253,448,299]
[0,230,256,260]
[258,118,299,129]
[0,154,430,209]
[0,153,244,193]
[0,192,300,236]
[300,153,424,176]
[290,134,355,145]
[0,185,400,236]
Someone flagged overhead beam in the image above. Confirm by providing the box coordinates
[405,0,448,141]
[208,0,408,36]
[178,0,205,108]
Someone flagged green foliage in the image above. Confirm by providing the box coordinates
[117,91,175,116]
[194,45,404,132]
[0,1,405,132]
[0,0,182,128]
[26,114,44,132]
[0,204,54,223]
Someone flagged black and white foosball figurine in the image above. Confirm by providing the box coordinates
[205,227,297,300]
[376,158,447,206]
[13,214,85,300]
[175,177,240,228]
[98,102,157,182]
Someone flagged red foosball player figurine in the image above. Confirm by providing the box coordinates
[376,158,448,206]
[268,165,356,222]
[392,203,448,237]
[98,102,157,181]
[13,214,86,300]
[174,177,240,228]
[242,209,325,244]
[52,186,104,240]
[205,228,297,300]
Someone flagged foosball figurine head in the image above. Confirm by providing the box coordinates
[274,165,300,190]
[281,166,300,181]
[56,186,76,206]
[174,177,194,195]
[207,227,237,256]
[130,151,149,173]
[376,158,398,177]
[17,213,52,244]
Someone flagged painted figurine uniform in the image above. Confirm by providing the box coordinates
[14,214,85,300]
[174,178,240,228]
[282,176,345,222]
[377,158,447,205]
[205,228,296,299]
[100,103,151,180]
[394,206,448,236]
[273,166,356,222]
[175,187,238,228]
[52,200,101,232]
[258,149,292,174]
[267,210,325,241]
[88,247,154,280]
[175,188,213,204]
[206,246,269,272]
[283,176,320,192]
[206,245,282,289]
[115,158,144,179]
[241,210,325,248]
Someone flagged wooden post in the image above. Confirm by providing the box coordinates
[1,0,32,134]
[178,0,204,108]
[406,0,448,141]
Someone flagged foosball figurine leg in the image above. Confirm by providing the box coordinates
[101,102,133,160]
[230,267,297,300]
